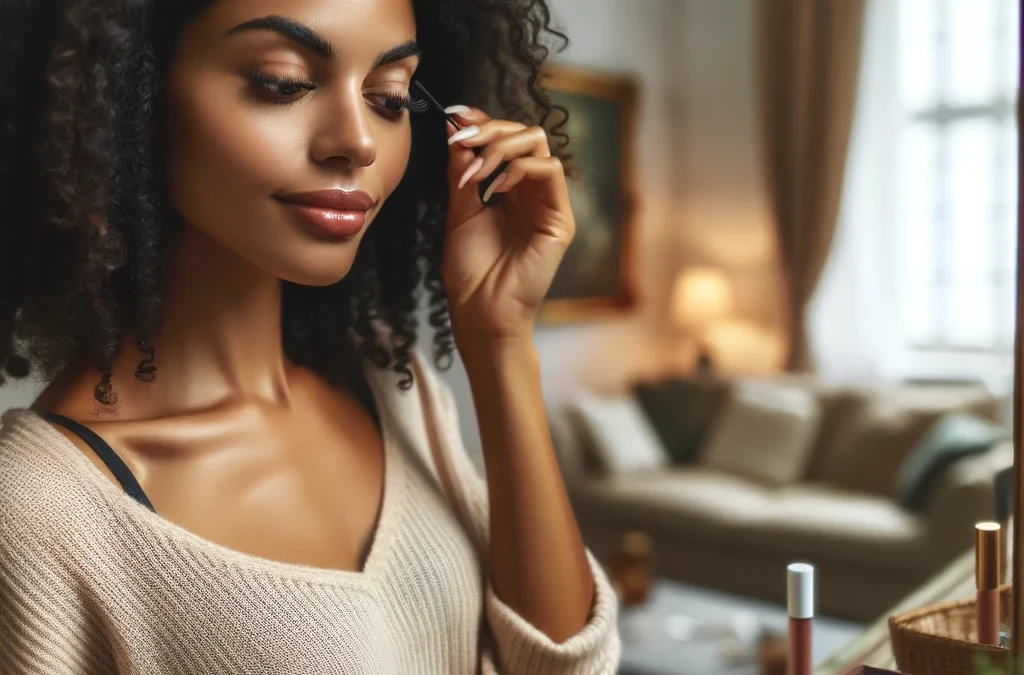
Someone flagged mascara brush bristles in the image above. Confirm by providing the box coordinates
[410,80,461,128]
[411,80,445,113]
[405,96,432,114]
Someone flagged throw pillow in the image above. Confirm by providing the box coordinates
[893,412,1008,511]
[698,379,821,486]
[816,387,999,497]
[801,386,869,481]
[634,378,731,464]
[995,464,1014,522]
[815,395,933,496]
[568,393,670,475]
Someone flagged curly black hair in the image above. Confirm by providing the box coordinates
[0,0,569,404]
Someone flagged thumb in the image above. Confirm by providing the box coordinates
[446,123,483,227]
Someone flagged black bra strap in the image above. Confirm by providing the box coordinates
[42,412,157,513]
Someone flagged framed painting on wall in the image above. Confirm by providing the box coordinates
[538,65,640,323]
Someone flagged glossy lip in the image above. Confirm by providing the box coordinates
[275,189,376,211]
[273,189,377,241]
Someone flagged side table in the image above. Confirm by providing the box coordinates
[618,579,864,675]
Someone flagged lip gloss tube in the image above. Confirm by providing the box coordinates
[787,562,814,675]
[975,522,1002,645]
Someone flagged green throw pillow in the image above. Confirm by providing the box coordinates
[634,378,731,464]
[893,412,1007,511]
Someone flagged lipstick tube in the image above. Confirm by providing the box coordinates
[787,562,814,675]
[976,522,1002,645]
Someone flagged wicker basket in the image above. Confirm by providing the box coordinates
[888,584,1011,674]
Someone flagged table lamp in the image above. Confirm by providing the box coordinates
[670,267,733,375]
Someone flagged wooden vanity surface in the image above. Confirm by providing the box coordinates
[817,549,978,674]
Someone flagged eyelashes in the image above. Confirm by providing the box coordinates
[247,70,317,99]
[378,91,412,117]
[245,70,413,119]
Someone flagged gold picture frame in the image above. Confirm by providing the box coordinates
[538,65,640,323]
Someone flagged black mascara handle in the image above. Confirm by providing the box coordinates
[470,145,508,207]
[410,80,506,205]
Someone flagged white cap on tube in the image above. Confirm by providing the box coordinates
[787,562,815,619]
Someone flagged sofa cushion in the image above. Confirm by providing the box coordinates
[893,412,1008,511]
[816,386,999,497]
[569,467,776,530]
[744,482,928,569]
[568,393,670,475]
[568,469,927,571]
[698,379,821,485]
[803,386,871,481]
[634,377,731,464]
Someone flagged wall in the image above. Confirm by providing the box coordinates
[0,377,37,413]
[670,1,782,327]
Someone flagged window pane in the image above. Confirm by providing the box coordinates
[946,119,996,347]
[999,119,1018,347]
[899,123,938,346]
[947,0,997,106]
[1002,0,1020,96]
[899,0,937,110]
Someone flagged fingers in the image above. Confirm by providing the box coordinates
[484,156,572,231]
[451,124,551,190]
[445,121,481,187]
[448,120,531,148]
[444,105,492,128]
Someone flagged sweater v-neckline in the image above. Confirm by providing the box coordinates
[11,381,403,590]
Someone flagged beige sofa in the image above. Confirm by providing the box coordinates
[549,376,1012,621]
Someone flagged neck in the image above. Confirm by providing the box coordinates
[148,225,292,408]
[59,225,295,419]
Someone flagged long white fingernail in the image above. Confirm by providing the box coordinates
[444,105,471,115]
[481,173,508,203]
[458,157,484,190]
[448,125,480,145]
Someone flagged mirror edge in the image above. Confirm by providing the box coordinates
[1011,0,1024,660]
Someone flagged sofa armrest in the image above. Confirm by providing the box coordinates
[926,440,1013,560]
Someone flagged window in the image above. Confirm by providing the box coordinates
[810,0,1019,381]
[897,0,1019,354]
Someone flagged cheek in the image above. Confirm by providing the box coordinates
[164,90,299,221]
[378,124,412,201]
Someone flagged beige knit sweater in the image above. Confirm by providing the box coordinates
[0,352,620,674]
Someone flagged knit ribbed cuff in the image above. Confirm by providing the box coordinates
[483,549,621,675]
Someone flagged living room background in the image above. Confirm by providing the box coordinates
[436,0,786,461]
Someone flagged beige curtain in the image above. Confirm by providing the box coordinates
[758,0,867,371]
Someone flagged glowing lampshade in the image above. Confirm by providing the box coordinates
[671,267,734,332]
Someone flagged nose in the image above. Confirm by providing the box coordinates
[309,82,377,170]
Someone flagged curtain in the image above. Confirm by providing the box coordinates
[808,0,900,382]
[758,0,867,371]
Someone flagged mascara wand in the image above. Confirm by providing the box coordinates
[411,81,507,206]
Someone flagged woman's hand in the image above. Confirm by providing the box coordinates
[439,109,600,646]
[442,107,574,344]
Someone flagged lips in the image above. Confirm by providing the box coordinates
[276,189,376,211]
[274,189,376,240]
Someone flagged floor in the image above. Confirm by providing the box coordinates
[618,579,866,675]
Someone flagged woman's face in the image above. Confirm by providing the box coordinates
[163,0,419,286]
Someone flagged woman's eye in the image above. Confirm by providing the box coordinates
[371,92,411,119]
[247,71,317,102]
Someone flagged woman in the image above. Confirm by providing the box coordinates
[0,0,620,673]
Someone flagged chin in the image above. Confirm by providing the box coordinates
[278,263,356,288]
[270,245,360,288]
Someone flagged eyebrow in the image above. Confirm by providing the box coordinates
[227,15,421,67]
[372,41,422,68]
